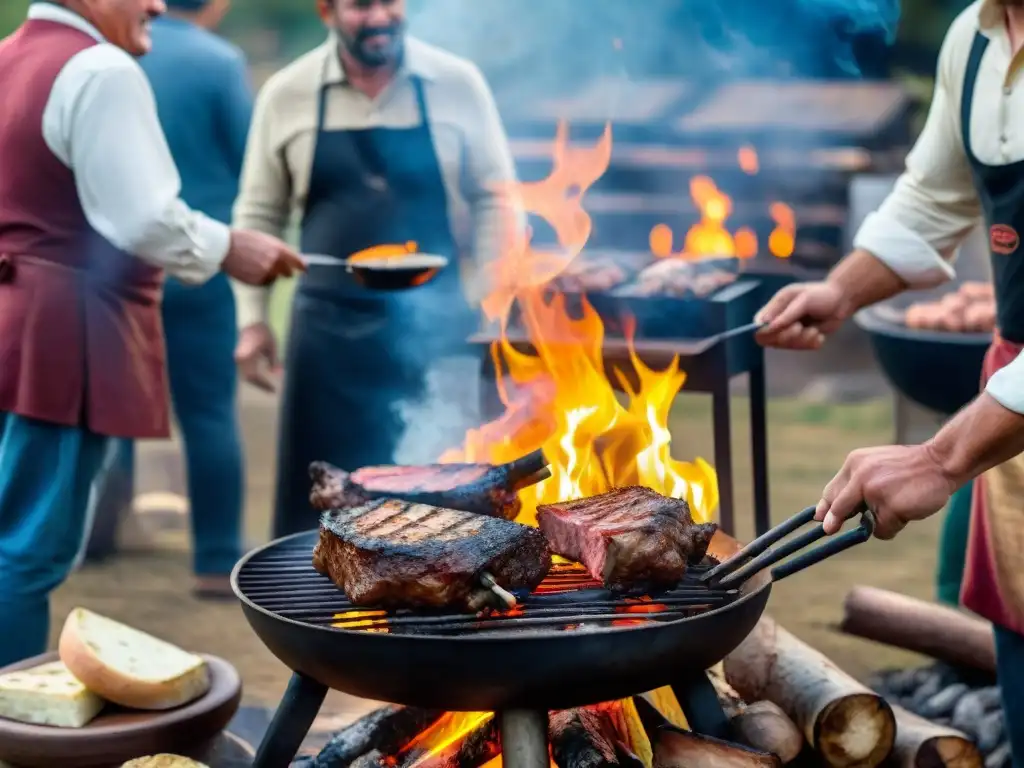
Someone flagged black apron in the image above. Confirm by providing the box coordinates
[273,71,479,538]
[963,31,1024,342]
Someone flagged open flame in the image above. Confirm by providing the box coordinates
[441,121,717,525]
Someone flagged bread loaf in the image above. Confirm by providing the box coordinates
[0,660,104,728]
[59,608,210,710]
[121,756,209,767]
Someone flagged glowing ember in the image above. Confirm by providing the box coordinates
[768,202,796,258]
[738,145,759,175]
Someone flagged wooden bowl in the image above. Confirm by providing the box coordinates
[0,653,241,768]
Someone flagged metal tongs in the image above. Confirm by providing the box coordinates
[701,504,877,590]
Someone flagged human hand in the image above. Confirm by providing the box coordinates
[814,444,958,539]
[754,281,850,350]
[235,322,280,393]
[222,229,307,286]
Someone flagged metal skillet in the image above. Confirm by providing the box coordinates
[303,252,449,291]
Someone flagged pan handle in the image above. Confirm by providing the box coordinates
[702,504,876,589]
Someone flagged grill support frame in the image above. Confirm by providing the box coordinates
[250,671,734,768]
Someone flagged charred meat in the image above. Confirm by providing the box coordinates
[537,487,717,590]
[309,450,549,521]
[313,499,552,611]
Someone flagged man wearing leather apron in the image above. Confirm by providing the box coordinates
[754,0,1024,760]
[232,0,518,538]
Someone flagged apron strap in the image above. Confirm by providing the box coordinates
[961,31,989,159]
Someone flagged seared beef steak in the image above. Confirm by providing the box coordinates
[536,487,717,590]
[309,450,548,521]
[313,499,552,610]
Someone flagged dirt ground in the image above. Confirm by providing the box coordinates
[46,384,949,725]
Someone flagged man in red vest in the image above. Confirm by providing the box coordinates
[0,0,306,664]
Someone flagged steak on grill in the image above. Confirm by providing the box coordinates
[313,499,552,611]
[536,487,717,590]
[309,449,549,521]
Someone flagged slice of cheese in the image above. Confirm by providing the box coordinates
[0,660,104,728]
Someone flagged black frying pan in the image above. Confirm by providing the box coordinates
[233,506,874,712]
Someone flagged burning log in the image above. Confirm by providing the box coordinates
[549,708,625,768]
[309,449,550,521]
[307,706,444,768]
[633,693,781,768]
[397,713,501,768]
[723,615,896,768]
[708,671,804,764]
[887,705,982,768]
[840,587,996,674]
[649,727,782,768]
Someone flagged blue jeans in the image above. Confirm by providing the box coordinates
[995,624,1024,767]
[0,412,112,665]
[116,274,244,576]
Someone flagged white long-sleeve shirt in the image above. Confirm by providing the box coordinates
[852,0,1024,414]
[28,2,230,284]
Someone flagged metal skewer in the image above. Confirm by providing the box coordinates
[479,571,518,609]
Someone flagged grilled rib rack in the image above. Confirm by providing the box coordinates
[237,537,739,637]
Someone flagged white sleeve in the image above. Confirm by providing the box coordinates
[42,45,230,285]
[986,353,1024,415]
[851,20,981,288]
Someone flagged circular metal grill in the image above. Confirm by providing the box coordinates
[234,532,741,638]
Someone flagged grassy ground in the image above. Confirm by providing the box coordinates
[48,391,944,720]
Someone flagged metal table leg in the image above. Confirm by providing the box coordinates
[499,710,550,768]
[711,377,735,537]
[252,673,328,768]
[748,354,771,536]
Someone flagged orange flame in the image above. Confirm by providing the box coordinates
[400,712,494,767]
[442,121,717,525]
[768,202,796,258]
[738,145,759,175]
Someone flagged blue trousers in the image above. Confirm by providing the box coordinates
[0,412,112,665]
[995,625,1024,767]
[114,274,244,576]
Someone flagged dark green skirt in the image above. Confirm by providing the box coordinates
[936,481,973,606]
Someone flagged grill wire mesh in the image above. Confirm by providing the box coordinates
[235,533,741,637]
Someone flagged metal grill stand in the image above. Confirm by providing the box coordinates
[251,670,733,768]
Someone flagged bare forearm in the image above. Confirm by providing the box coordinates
[925,393,1024,488]
[826,248,911,320]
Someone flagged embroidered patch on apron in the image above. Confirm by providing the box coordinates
[990,224,1020,255]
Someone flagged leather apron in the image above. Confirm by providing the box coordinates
[272,66,479,538]
[959,31,1024,634]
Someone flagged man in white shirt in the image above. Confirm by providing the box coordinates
[754,0,1024,758]
[0,0,305,664]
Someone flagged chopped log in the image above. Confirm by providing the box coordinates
[709,670,804,763]
[311,706,445,768]
[723,615,896,768]
[650,724,781,768]
[840,587,996,674]
[888,706,983,768]
[550,708,624,768]
[399,715,501,768]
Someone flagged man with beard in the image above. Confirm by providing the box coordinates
[0,0,305,664]
[232,0,518,538]
[754,0,1024,759]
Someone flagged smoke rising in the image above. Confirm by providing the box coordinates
[408,0,901,100]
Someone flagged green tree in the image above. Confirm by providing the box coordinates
[1,0,30,37]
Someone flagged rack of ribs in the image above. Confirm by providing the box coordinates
[536,487,717,591]
[313,499,552,611]
[309,449,549,521]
